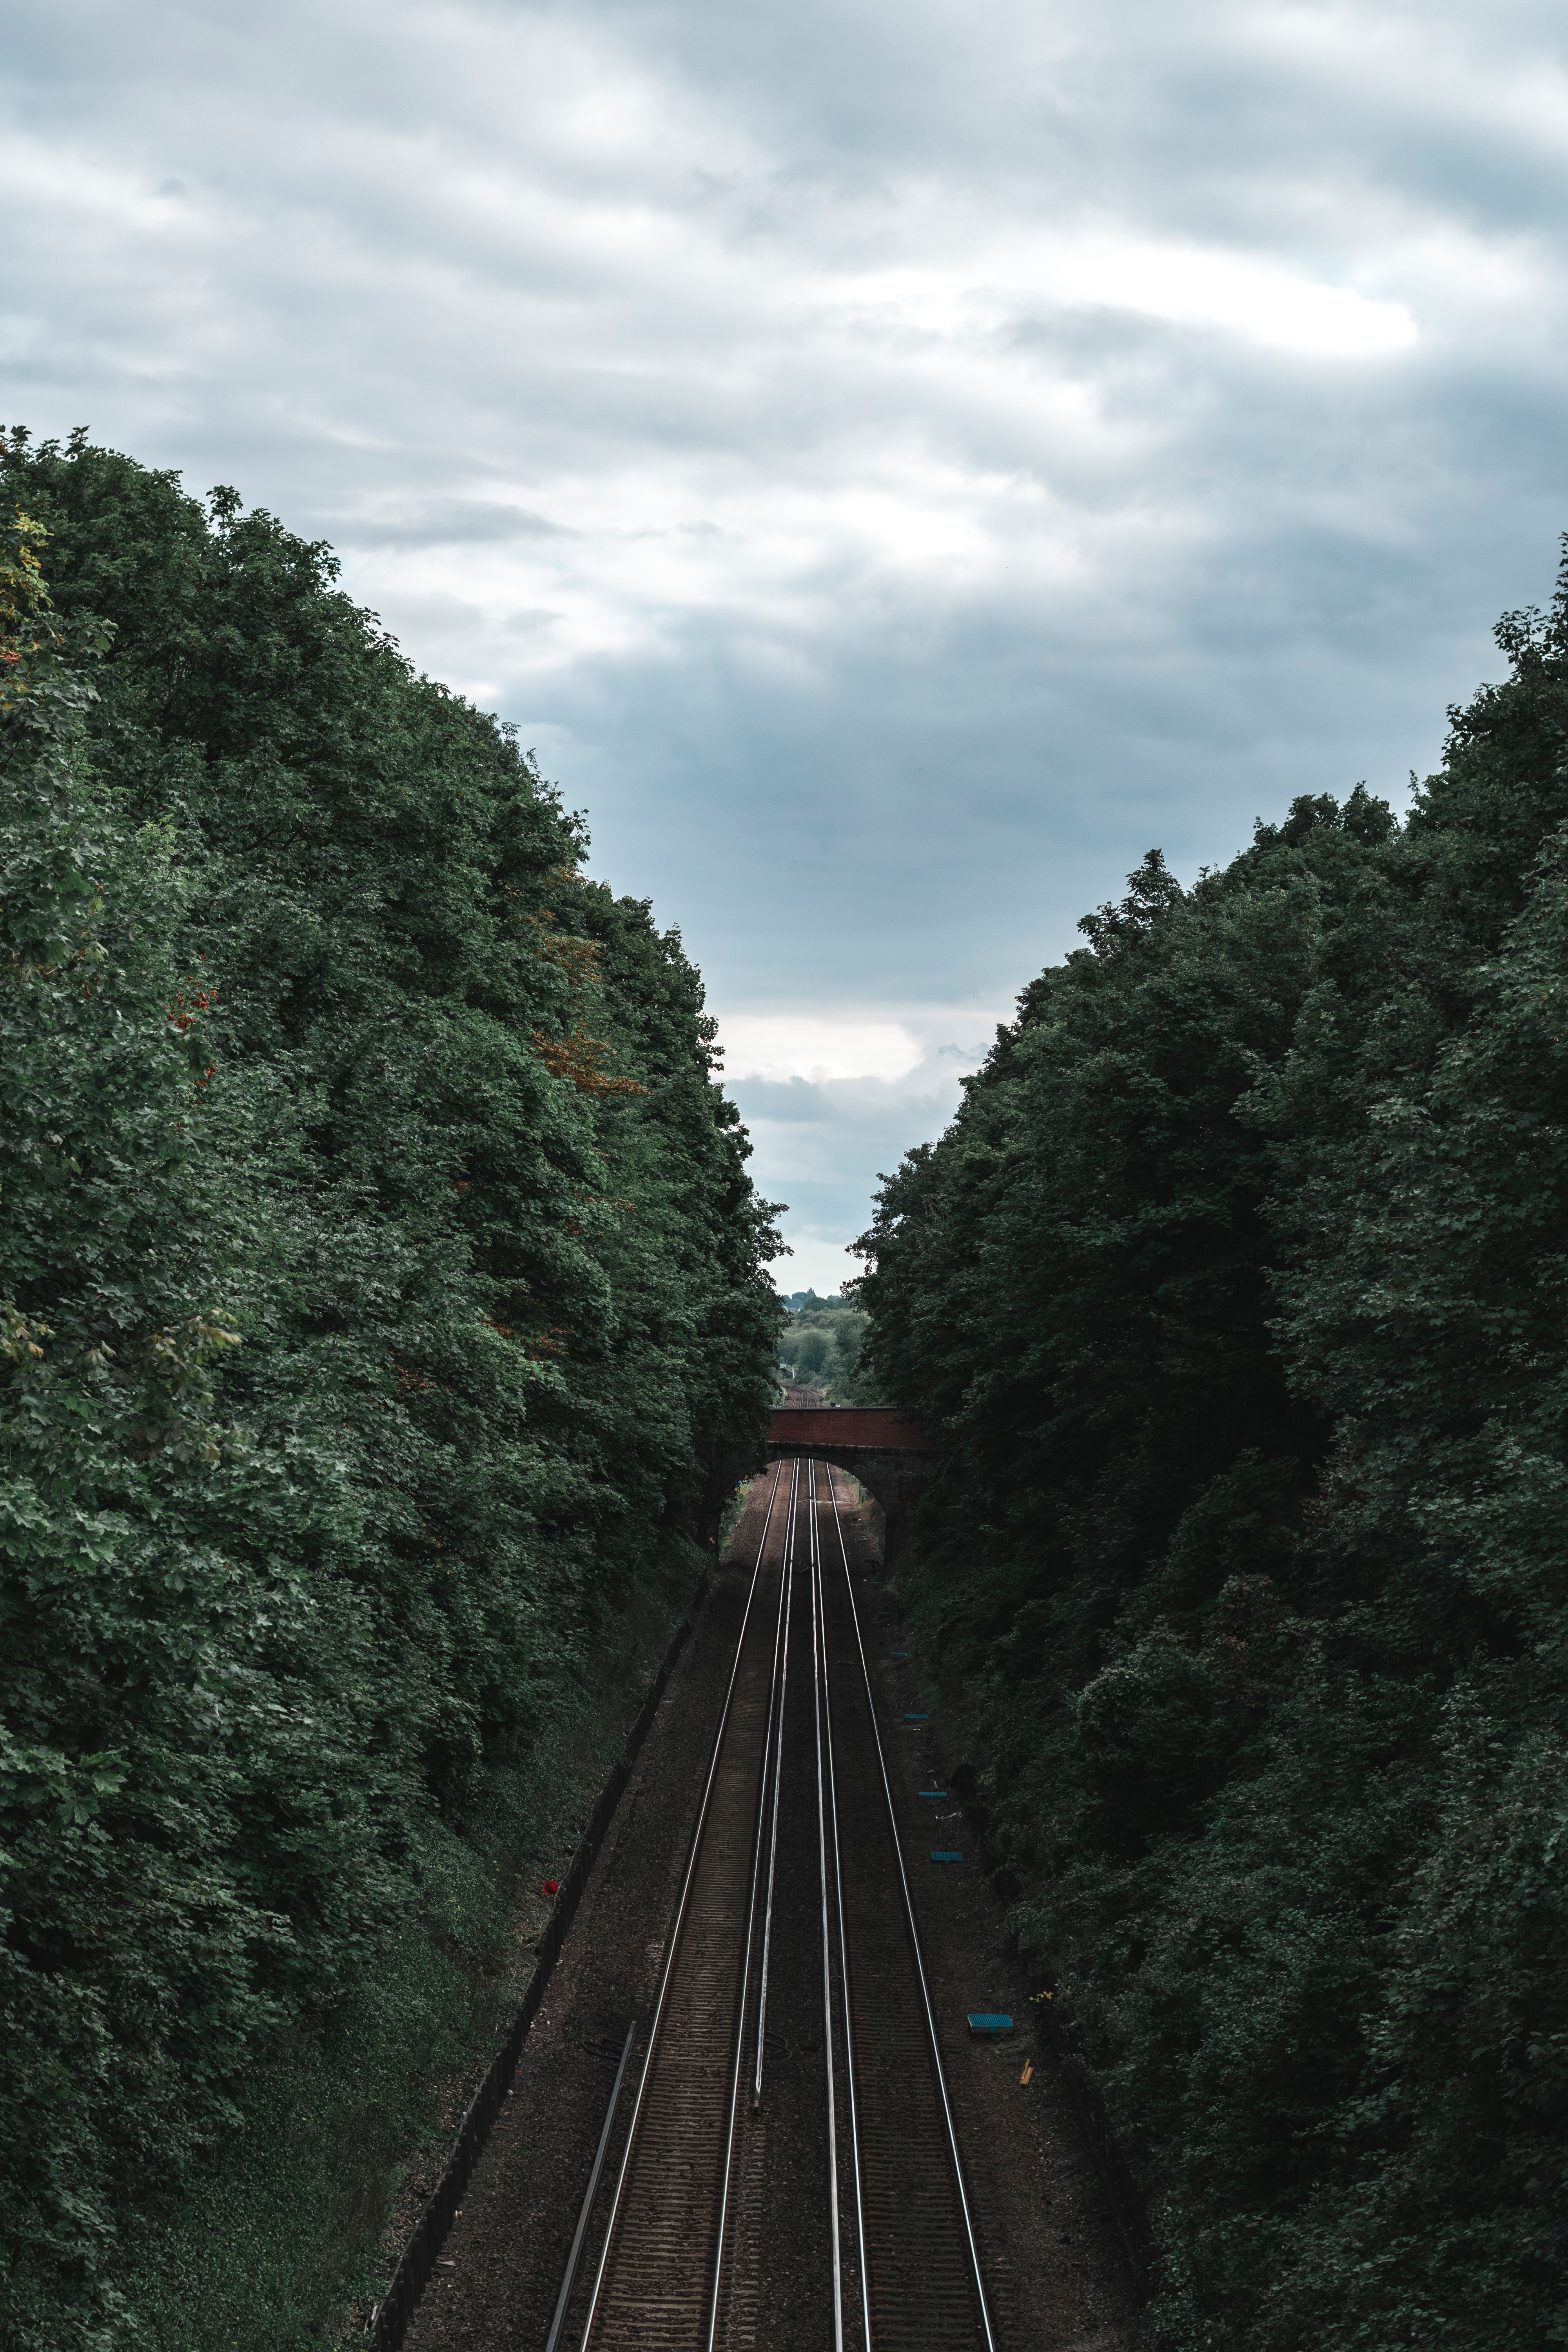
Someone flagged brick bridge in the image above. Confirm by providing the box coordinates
[766,1408,932,1563]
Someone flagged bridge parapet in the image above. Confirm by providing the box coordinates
[768,1408,929,1452]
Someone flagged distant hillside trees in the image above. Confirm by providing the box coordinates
[0,434,780,2350]
[853,564,1568,2350]
[777,1290,880,1402]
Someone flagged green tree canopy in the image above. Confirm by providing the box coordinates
[0,432,782,2350]
[853,561,1568,2351]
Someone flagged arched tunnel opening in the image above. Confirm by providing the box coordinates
[760,1409,932,1568]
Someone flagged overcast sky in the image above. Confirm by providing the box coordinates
[6,0,1568,1288]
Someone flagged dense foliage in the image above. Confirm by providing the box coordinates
[854,570,1568,2348]
[777,1290,875,1400]
[0,432,780,2349]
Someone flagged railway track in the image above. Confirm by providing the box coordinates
[556,1455,995,2352]
[817,1464,993,2352]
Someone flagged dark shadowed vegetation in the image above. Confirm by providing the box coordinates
[854,563,1568,2350]
[0,431,780,2350]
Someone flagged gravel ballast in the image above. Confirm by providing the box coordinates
[399,1477,1139,2350]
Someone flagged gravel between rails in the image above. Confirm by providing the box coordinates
[827,1470,1140,2352]
[400,1474,1140,2352]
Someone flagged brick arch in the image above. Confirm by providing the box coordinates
[764,1409,932,1566]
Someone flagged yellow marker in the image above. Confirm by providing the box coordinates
[1020,2060,1034,2085]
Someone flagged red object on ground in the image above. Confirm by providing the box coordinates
[543,1878,559,1898]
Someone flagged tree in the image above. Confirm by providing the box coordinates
[0,435,781,2347]
[849,555,1568,2349]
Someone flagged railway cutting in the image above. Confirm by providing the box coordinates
[549,1457,995,2352]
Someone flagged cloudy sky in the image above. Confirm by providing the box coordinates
[6,0,1568,1288]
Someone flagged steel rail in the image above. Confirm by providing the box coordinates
[702,1456,799,2352]
[822,1463,998,2352]
[752,1452,798,2106]
[576,1459,787,2351]
[807,1459,848,2352]
[544,2022,637,2352]
[812,1461,872,2352]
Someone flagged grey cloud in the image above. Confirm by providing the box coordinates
[6,0,1568,1275]
[329,499,573,550]
[727,1077,835,1122]
[734,1060,980,1272]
